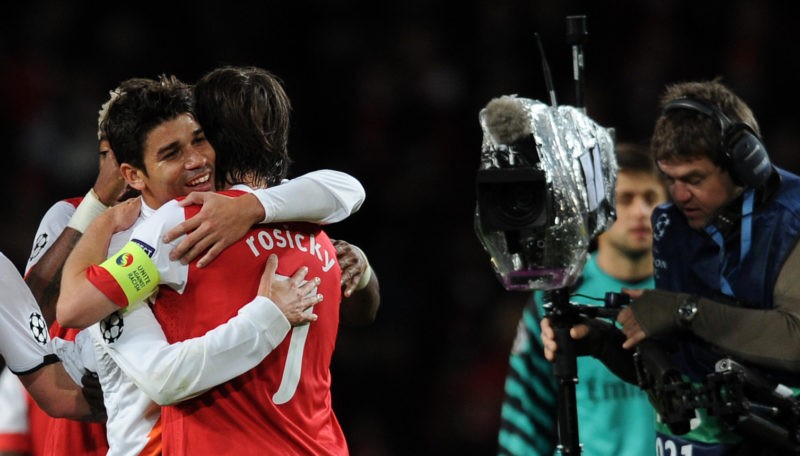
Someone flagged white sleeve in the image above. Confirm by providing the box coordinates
[25,200,76,274]
[128,200,189,293]
[50,334,95,386]
[0,368,29,435]
[253,169,365,224]
[0,253,54,374]
[90,295,291,405]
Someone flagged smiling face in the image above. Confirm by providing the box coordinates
[121,114,216,208]
[657,156,739,229]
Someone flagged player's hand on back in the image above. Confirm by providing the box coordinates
[80,371,107,422]
[258,254,322,326]
[332,239,369,297]
[164,192,264,268]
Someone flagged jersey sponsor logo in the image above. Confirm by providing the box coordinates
[116,252,135,267]
[132,239,155,258]
[100,312,124,344]
[29,312,48,345]
[30,233,48,261]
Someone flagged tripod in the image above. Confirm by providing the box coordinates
[544,288,631,454]
[546,287,582,454]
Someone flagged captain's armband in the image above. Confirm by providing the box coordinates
[98,241,160,307]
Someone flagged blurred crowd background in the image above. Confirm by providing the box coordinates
[2,1,799,454]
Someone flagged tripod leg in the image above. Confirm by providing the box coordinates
[550,288,581,454]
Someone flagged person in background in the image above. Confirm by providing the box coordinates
[0,251,99,423]
[543,79,800,455]
[0,79,146,456]
[498,142,667,455]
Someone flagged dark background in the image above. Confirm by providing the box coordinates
[2,1,800,454]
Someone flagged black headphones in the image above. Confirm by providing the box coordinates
[662,98,773,187]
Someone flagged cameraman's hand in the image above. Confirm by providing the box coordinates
[540,317,591,362]
[618,288,692,348]
[621,287,645,299]
[543,315,639,383]
[617,307,647,349]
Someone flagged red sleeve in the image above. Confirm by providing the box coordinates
[0,433,30,453]
[86,265,129,308]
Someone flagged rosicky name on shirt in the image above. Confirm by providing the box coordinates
[244,227,336,272]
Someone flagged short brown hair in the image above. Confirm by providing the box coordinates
[194,66,292,189]
[615,141,658,175]
[650,79,759,166]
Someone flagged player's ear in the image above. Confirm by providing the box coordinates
[120,163,146,191]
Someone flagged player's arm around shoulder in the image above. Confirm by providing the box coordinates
[162,169,366,268]
[57,198,141,329]
[95,255,322,405]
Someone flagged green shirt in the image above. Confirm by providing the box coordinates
[498,254,656,456]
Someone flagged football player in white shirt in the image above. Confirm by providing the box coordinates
[1,77,369,456]
[54,75,369,456]
[0,252,98,420]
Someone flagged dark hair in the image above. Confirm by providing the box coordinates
[104,75,194,173]
[97,78,157,141]
[615,141,667,196]
[615,141,658,175]
[651,79,759,166]
[194,66,292,188]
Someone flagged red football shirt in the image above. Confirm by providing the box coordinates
[144,193,347,455]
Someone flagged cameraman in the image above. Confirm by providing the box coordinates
[498,143,667,456]
[544,80,800,455]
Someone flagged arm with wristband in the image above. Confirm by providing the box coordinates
[61,196,188,326]
[27,140,130,327]
[57,197,143,329]
[26,190,111,327]
[58,174,363,328]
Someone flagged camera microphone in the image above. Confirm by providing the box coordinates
[482,96,540,167]
[483,95,531,145]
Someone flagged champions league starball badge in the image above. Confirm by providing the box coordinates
[30,233,48,262]
[100,311,125,343]
[29,312,48,345]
